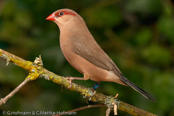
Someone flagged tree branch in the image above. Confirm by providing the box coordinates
[0,49,157,116]
[53,105,105,116]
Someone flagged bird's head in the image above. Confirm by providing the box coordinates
[46,9,82,28]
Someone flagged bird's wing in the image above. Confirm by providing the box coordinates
[72,35,123,77]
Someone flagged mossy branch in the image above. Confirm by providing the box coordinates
[0,49,157,116]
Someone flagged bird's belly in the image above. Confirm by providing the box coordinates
[62,51,109,81]
[66,53,126,85]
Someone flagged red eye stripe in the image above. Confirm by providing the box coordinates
[55,11,76,17]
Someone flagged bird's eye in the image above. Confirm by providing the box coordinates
[59,12,64,16]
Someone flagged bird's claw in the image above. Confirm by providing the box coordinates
[68,79,73,88]
[85,88,97,103]
[61,85,64,91]
[65,77,73,88]
[85,82,100,102]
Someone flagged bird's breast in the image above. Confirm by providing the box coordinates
[60,36,83,74]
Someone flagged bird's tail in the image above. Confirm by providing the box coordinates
[120,76,156,102]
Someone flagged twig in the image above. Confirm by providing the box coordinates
[112,93,119,115]
[112,102,117,115]
[0,78,30,105]
[106,107,111,116]
[0,49,157,116]
[114,94,119,99]
[53,105,105,116]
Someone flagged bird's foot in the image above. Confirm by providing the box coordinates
[65,77,85,88]
[65,77,73,88]
[86,82,100,102]
[82,88,96,103]
[85,90,97,103]
[88,90,96,101]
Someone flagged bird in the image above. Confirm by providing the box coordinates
[46,8,156,102]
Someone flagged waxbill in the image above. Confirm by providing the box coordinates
[46,9,156,102]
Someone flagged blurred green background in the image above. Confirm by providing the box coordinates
[0,0,174,116]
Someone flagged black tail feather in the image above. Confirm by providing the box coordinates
[120,76,156,102]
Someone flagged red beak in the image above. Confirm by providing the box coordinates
[46,13,55,21]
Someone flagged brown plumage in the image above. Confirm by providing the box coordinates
[46,9,156,102]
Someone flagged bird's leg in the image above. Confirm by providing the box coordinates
[86,82,101,102]
[92,82,101,91]
[65,74,90,88]
[91,81,101,95]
